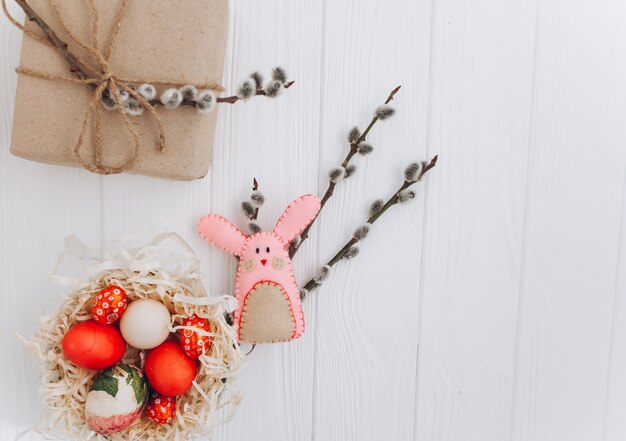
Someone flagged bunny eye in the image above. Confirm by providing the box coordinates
[266,247,270,253]
[255,248,260,254]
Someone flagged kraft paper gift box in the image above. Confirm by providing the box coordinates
[10,0,228,180]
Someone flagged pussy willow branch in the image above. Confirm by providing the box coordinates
[145,81,295,108]
[15,0,90,79]
[302,154,438,292]
[251,178,260,221]
[12,0,294,107]
[217,82,295,105]
[289,85,402,259]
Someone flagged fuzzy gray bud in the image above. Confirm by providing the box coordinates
[266,80,284,97]
[271,66,288,84]
[241,201,256,218]
[248,221,261,234]
[237,78,256,100]
[374,105,395,120]
[348,126,361,143]
[123,98,144,116]
[404,162,423,182]
[160,88,183,109]
[344,164,357,179]
[353,224,370,241]
[369,199,385,217]
[137,83,156,100]
[250,72,264,90]
[101,95,116,110]
[195,90,216,113]
[398,189,416,203]
[329,166,345,183]
[180,85,198,101]
[357,143,374,155]
[116,88,130,103]
[299,288,309,300]
[313,265,331,284]
[343,246,360,260]
[250,191,265,207]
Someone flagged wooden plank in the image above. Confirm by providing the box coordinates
[99,1,323,440]
[312,1,432,440]
[604,171,626,441]
[511,1,626,440]
[0,4,102,440]
[415,0,538,439]
[210,1,323,439]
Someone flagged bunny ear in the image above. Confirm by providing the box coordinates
[197,214,247,256]
[273,194,322,244]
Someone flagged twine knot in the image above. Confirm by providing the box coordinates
[99,72,113,83]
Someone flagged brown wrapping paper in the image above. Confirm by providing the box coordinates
[10,0,228,180]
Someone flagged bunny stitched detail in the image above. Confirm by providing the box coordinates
[197,195,321,344]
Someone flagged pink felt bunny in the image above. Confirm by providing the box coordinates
[197,195,321,344]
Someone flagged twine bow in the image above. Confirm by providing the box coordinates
[2,0,224,174]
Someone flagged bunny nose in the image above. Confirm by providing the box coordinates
[261,259,267,266]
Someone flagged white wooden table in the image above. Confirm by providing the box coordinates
[2,1,626,440]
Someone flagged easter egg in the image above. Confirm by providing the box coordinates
[86,363,148,434]
[119,298,171,349]
[178,315,212,359]
[145,392,176,424]
[92,285,128,325]
[62,321,125,370]
[145,341,197,396]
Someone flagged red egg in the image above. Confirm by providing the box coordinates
[145,392,176,424]
[91,285,128,325]
[178,315,212,359]
[62,321,126,370]
[145,341,197,397]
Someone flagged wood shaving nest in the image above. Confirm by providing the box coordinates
[23,232,244,441]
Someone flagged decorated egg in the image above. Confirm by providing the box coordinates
[145,392,176,424]
[119,298,171,349]
[145,341,197,396]
[62,321,126,370]
[178,315,212,359]
[92,285,128,325]
[86,363,148,434]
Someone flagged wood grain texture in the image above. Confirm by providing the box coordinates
[415,0,538,440]
[2,0,626,440]
[511,1,626,440]
[604,166,626,441]
[312,1,431,440]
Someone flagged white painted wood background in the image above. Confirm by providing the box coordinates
[1,0,626,440]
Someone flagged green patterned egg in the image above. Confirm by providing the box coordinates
[85,363,148,434]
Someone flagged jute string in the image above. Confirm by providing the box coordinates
[2,0,225,175]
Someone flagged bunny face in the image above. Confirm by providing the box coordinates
[198,194,322,343]
[239,232,290,274]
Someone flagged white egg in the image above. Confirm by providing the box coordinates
[120,298,171,349]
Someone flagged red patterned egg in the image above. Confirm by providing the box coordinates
[145,392,176,424]
[92,285,128,325]
[178,315,212,359]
